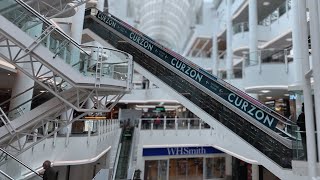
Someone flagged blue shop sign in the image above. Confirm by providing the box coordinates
[143,146,223,156]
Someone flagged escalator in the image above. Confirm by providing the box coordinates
[0,147,42,179]
[115,127,134,180]
[83,8,298,171]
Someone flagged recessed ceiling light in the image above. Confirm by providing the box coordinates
[266,96,272,99]
[261,90,270,93]
[286,38,292,42]
[263,2,270,6]
[284,94,289,96]
[7,74,10,76]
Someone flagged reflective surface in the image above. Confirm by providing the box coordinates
[0,148,41,179]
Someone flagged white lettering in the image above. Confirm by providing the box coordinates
[190,70,197,78]
[228,93,236,103]
[241,101,248,111]
[255,110,264,120]
[185,66,190,75]
[263,115,275,127]
[248,105,256,116]
[167,148,176,155]
[171,58,177,66]
[177,147,183,155]
[234,97,243,106]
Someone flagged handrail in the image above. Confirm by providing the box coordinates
[91,8,295,127]
[14,0,90,57]
[0,148,42,178]
[80,45,132,59]
[0,170,14,180]
[112,143,122,180]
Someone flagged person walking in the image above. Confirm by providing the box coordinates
[297,103,307,160]
[42,160,58,180]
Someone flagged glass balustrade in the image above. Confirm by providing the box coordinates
[233,22,249,35]
[259,0,292,26]
[81,46,131,81]
[0,148,42,180]
[139,118,210,130]
[244,49,291,67]
[0,0,132,83]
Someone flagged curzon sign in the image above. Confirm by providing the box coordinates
[95,10,280,130]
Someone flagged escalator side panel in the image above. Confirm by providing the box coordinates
[84,14,292,169]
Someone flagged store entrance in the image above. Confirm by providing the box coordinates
[169,158,203,180]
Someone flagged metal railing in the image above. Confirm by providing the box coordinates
[233,22,249,35]
[258,0,292,26]
[0,148,42,179]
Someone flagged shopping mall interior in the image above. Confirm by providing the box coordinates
[0,0,319,179]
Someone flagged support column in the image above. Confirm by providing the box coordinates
[70,3,85,65]
[249,0,258,65]
[292,0,317,177]
[226,0,233,80]
[212,10,219,76]
[308,0,320,161]
[225,155,232,179]
[251,164,259,180]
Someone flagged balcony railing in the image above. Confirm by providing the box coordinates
[233,22,249,35]
[244,49,291,73]
[258,0,292,26]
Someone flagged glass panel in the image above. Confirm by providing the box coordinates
[144,160,159,180]
[158,160,168,180]
[0,149,41,180]
[206,157,225,179]
[187,158,203,180]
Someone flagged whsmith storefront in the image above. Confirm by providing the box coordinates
[142,146,227,180]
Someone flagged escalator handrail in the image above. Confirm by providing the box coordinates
[0,148,42,178]
[13,0,90,57]
[87,8,295,127]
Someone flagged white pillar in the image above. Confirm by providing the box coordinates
[225,155,232,178]
[251,164,259,180]
[212,10,219,76]
[308,0,320,161]
[249,0,258,65]
[226,0,233,80]
[70,3,85,65]
[292,0,317,177]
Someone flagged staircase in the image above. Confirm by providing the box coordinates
[0,0,132,154]
[82,8,302,179]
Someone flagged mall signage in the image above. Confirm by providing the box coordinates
[96,10,284,130]
[142,146,223,156]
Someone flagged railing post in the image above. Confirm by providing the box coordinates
[87,125,91,145]
[163,116,166,136]
[53,126,58,147]
[258,50,262,73]
[138,119,142,130]
[44,122,49,136]
[188,119,190,136]
[284,49,288,73]
[33,129,38,143]
[199,119,202,135]
[175,116,178,135]
[151,121,153,135]
[65,126,70,147]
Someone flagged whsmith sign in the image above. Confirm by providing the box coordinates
[142,146,223,156]
[96,10,281,130]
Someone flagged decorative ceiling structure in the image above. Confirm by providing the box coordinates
[130,0,202,52]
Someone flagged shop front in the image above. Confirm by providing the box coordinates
[142,146,227,180]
